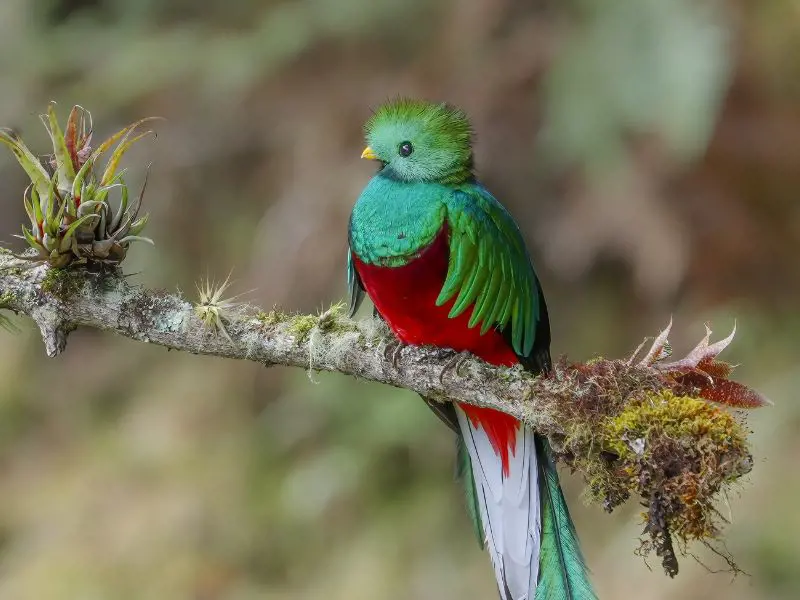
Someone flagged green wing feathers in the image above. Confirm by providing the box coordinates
[535,436,596,600]
[436,187,539,356]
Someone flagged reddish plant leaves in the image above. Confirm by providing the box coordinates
[635,321,770,409]
[673,370,770,408]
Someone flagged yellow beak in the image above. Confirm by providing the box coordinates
[361,146,379,161]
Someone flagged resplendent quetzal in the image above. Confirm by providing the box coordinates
[347,99,596,600]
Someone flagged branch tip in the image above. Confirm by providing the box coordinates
[32,309,71,357]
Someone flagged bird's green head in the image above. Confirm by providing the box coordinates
[362,98,473,184]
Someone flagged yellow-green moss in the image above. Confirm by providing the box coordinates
[255,309,319,341]
[604,391,747,461]
[316,301,359,334]
[551,380,752,574]
[599,391,749,569]
[320,317,360,335]
[255,309,287,326]
[286,314,319,340]
[41,266,85,299]
[256,303,361,340]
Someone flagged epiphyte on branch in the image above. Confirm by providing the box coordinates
[0,103,158,268]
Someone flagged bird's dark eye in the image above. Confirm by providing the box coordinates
[398,141,413,157]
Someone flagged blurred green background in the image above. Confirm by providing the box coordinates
[0,0,798,598]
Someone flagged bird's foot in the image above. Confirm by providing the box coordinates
[429,346,456,361]
[439,350,471,384]
[383,339,406,369]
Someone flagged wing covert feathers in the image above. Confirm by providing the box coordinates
[437,188,540,356]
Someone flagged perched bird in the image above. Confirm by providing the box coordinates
[347,99,596,600]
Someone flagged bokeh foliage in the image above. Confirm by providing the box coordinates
[0,0,798,598]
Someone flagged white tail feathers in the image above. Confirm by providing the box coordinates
[456,406,542,600]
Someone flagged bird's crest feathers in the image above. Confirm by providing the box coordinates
[364,98,474,184]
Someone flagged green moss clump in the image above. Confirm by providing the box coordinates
[286,314,319,341]
[255,309,319,341]
[549,359,753,576]
[605,392,747,463]
[605,392,748,538]
[316,301,360,335]
[256,303,361,341]
[40,267,85,299]
[256,309,288,326]
[574,390,751,575]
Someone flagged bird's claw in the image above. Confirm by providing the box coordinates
[383,339,406,369]
[430,347,457,361]
[439,350,471,384]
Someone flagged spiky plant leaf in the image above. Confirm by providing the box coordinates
[109,184,129,233]
[128,214,149,236]
[93,117,158,156]
[71,150,96,201]
[43,102,76,185]
[63,106,81,169]
[118,235,154,245]
[20,226,45,253]
[101,130,154,186]
[0,128,51,198]
[194,273,248,344]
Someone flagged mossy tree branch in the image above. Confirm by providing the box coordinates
[0,251,573,416]
[0,249,764,577]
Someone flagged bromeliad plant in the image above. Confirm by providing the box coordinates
[0,103,156,267]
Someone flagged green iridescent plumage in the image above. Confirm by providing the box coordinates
[536,438,597,600]
[348,177,447,266]
[437,187,539,356]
